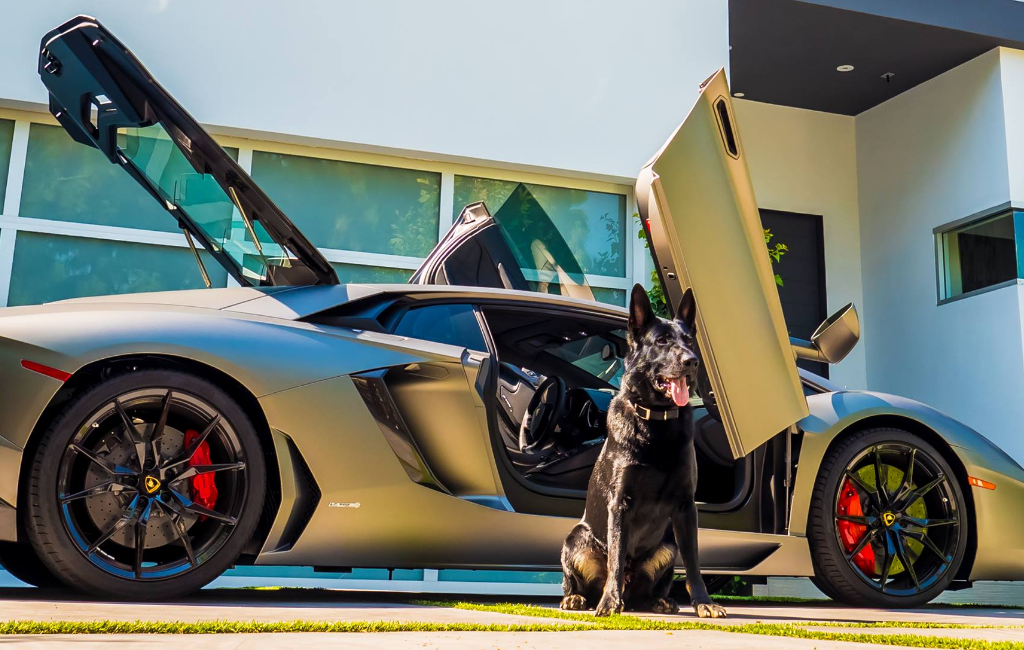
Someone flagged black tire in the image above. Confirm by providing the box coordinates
[807,428,969,608]
[24,370,265,600]
[0,541,62,588]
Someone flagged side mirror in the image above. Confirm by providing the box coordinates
[791,303,860,364]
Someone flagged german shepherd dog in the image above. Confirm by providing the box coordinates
[559,284,726,618]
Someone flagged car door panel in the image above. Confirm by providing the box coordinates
[636,69,808,458]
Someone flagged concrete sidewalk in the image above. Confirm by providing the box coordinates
[0,630,945,649]
[1,587,1022,648]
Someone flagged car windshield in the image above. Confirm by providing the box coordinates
[548,330,626,388]
[118,124,299,284]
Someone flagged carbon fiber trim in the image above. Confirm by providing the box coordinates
[351,370,448,493]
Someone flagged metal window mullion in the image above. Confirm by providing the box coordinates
[629,189,648,291]
[0,120,31,306]
[438,171,455,243]
[0,215,190,248]
[225,147,256,288]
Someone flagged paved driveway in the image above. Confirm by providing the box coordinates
[1,587,1022,648]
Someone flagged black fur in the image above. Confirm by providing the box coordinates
[559,284,726,618]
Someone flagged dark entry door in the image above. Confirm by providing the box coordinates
[760,210,828,377]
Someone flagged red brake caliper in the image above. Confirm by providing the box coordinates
[837,477,875,574]
[183,429,219,517]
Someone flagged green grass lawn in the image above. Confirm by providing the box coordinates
[3,594,1024,649]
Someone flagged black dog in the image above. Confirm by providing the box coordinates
[559,284,726,618]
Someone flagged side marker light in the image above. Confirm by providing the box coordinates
[968,476,996,490]
[20,359,72,382]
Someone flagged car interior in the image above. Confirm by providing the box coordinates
[478,305,748,507]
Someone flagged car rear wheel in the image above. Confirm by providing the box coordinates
[24,370,265,600]
[807,428,968,608]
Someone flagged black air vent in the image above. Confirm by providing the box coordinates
[715,98,739,158]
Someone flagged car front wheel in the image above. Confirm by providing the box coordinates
[24,369,265,600]
[807,428,968,608]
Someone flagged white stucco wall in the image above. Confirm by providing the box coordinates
[1000,48,1024,205]
[0,0,728,181]
[733,100,866,389]
[856,49,1024,461]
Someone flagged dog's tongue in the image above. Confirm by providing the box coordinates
[670,377,690,407]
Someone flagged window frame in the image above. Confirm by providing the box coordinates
[934,202,1024,305]
[0,107,641,308]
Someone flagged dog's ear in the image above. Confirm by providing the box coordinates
[677,287,696,332]
[629,283,654,338]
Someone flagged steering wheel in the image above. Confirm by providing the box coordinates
[518,376,567,452]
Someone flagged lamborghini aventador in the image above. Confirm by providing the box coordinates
[1,15,1023,607]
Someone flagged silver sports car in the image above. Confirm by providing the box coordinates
[1,15,1022,606]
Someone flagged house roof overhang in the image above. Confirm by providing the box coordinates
[729,0,1024,115]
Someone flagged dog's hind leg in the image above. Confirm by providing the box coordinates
[560,523,606,610]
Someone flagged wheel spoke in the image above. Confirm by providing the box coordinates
[845,528,878,561]
[70,443,129,476]
[904,530,952,563]
[844,470,880,509]
[874,446,890,505]
[836,513,871,526]
[156,498,197,567]
[894,530,921,591]
[59,480,124,504]
[878,531,897,591]
[87,495,141,555]
[170,489,237,525]
[898,474,946,510]
[171,462,244,483]
[151,390,173,464]
[114,398,148,470]
[893,448,917,504]
[134,499,153,579]
[162,414,222,472]
[902,515,958,528]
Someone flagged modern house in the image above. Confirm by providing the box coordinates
[1,0,1023,593]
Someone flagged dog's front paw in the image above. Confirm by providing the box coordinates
[560,594,588,611]
[595,592,624,617]
[693,602,727,619]
[652,597,679,614]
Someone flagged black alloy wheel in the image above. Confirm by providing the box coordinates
[808,428,968,607]
[25,370,265,600]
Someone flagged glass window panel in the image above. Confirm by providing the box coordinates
[20,123,237,233]
[251,152,440,257]
[547,330,627,388]
[939,211,1020,300]
[113,124,296,285]
[0,119,13,213]
[592,287,626,307]
[7,232,226,306]
[394,303,487,351]
[330,262,411,284]
[454,176,627,277]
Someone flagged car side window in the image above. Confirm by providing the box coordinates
[548,331,627,388]
[393,304,488,352]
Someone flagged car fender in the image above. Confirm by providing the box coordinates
[0,303,460,498]
[790,389,1024,580]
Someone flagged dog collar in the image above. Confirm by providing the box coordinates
[627,400,681,421]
